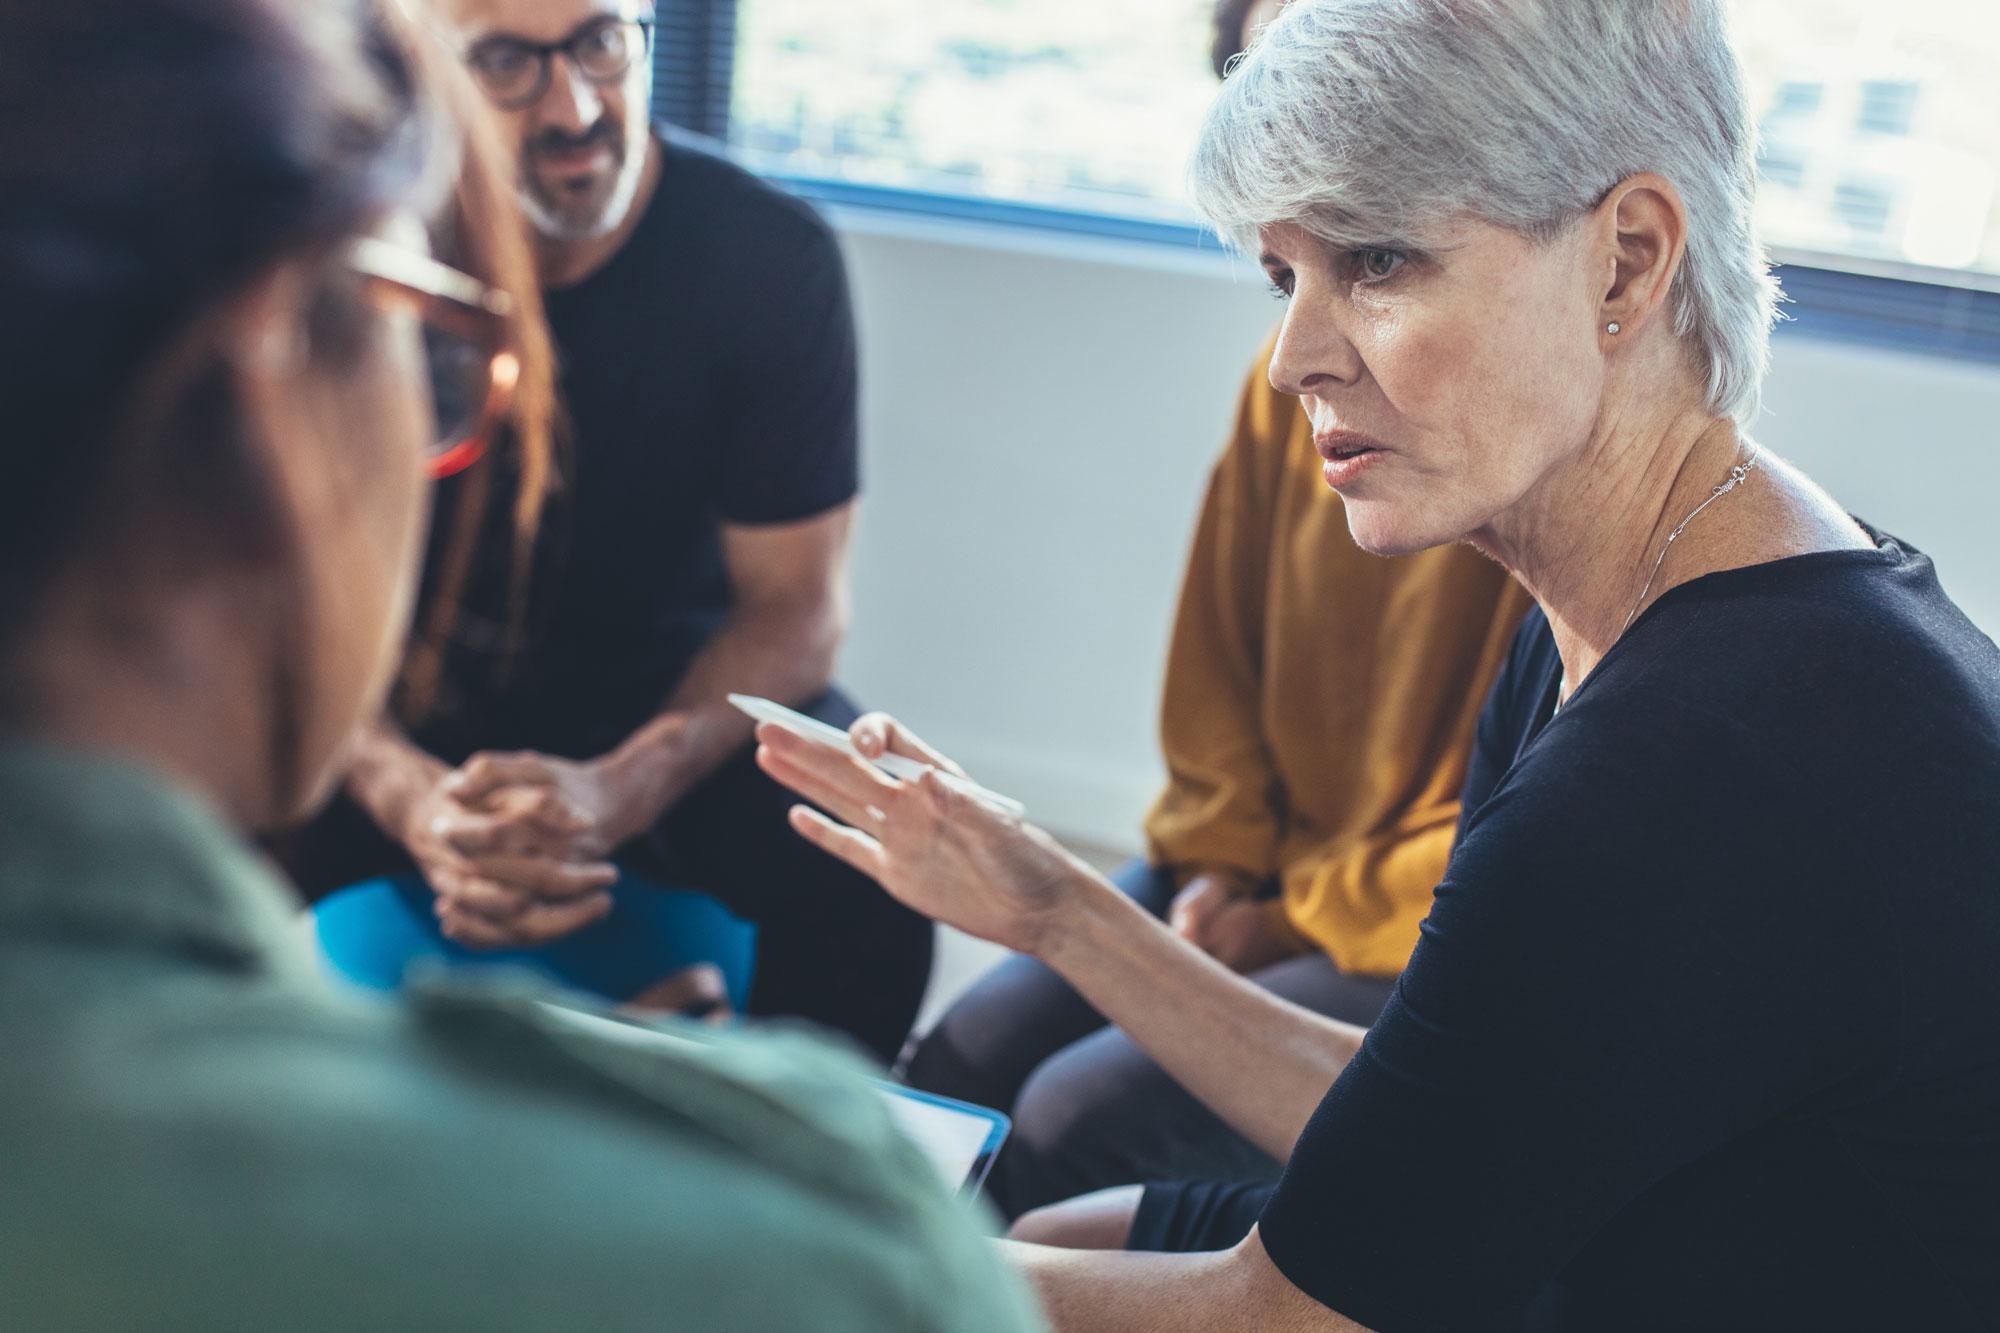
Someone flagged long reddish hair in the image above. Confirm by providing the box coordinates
[382,0,558,724]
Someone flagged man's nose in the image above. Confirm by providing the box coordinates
[536,55,604,136]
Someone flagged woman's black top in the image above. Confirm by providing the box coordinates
[1258,530,2000,1331]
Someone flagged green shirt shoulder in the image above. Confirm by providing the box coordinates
[0,745,1043,1332]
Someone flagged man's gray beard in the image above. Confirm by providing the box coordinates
[521,138,648,243]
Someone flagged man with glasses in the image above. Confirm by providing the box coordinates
[294,0,932,1066]
[466,11,659,250]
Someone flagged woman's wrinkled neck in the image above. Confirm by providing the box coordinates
[1471,386,1741,700]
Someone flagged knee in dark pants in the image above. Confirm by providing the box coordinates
[900,993,1045,1110]
[900,1022,987,1106]
[901,944,1113,1111]
[985,1041,1136,1219]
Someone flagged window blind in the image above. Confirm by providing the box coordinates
[651,0,738,139]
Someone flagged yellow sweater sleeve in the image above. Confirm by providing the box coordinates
[1269,527,1534,976]
[1148,336,1534,975]
[1142,358,1291,883]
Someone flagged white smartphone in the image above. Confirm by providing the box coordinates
[728,693,1026,819]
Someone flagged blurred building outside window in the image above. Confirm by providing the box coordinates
[720,0,2000,287]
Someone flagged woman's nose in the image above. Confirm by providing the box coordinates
[1268,298,1362,398]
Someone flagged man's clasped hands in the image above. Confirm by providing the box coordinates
[397,747,651,949]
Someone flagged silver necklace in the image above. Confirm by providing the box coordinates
[1557,445,1760,714]
[1620,445,1760,634]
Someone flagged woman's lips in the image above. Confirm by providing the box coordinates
[1314,430,1389,489]
[1321,449,1384,489]
[1314,429,1387,461]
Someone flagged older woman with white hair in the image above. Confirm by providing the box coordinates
[757,0,2000,1329]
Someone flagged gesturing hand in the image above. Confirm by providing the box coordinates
[753,713,1090,957]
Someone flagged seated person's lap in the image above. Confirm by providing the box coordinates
[291,687,934,1061]
[314,872,757,1011]
[1127,1179,1276,1253]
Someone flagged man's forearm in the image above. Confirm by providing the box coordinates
[344,720,445,844]
[605,597,844,819]
[1040,872,1365,1161]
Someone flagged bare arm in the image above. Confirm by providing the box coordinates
[1040,864,1362,1160]
[753,716,1364,1162]
[595,501,855,822]
[345,718,448,840]
[1014,1227,1371,1333]
[443,501,856,866]
[413,504,854,946]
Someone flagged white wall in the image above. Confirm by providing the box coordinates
[827,208,2000,852]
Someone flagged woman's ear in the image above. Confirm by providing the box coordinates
[222,261,313,429]
[1593,172,1689,339]
[218,257,351,563]
[218,252,435,825]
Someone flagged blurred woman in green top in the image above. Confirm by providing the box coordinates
[0,2,1036,1329]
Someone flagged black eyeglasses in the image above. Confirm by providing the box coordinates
[464,15,654,111]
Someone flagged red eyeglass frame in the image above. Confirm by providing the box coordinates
[347,235,521,480]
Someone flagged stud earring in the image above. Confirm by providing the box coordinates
[1606,321,1622,335]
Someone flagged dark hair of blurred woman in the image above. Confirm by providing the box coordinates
[0,0,552,824]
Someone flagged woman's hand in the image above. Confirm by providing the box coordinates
[1189,897,1310,975]
[1168,870,1254,944]
[753,713,1097,956]
[1171,871,1309,974]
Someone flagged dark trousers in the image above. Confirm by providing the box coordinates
[902,860,1396,1219]
[283,689,933,1065]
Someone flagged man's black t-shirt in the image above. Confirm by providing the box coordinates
[418,130,859,761]
[1260,531,2000,1331]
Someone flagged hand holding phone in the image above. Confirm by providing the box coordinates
[727,694,1026,818]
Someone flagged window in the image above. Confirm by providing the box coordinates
[717,0,2000,289]
[1855,80,1920,137]
[1730,4,1998,277]
[1765,80,1825,124]
[1833,178,1896,241]
[652,0,737,139]
[727,0,1221,224]
[662,0,1994,359]
[1757,144,1809,192]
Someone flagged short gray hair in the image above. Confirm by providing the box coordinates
[1190,0,1781,423]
